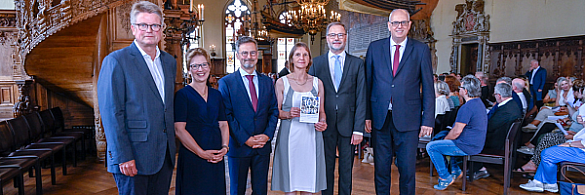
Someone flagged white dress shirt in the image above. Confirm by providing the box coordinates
[135,40,165,103]
[388,37,408,110]
[239,68,259,103]
[517,92,528,113]
[530,66,540,85]
[328,51,346,91]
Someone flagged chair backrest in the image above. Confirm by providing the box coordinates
[24,112,44,141]
[50,107,66,133]
[434,114,446,135]
[0,121,15,156]
[505,119,523,158]
[39,109,56,134]
[6,116,32,148]
[444,106,460,129]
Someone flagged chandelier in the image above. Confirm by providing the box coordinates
[290,0,340,43]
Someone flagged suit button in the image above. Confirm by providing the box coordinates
[254,118,257,121]
[163,129,167,133]
[392,85,395,88]
[336,95,339,98]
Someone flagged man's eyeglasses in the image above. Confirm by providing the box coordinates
[389,21,409,27]
[458,86,466,90]
[189,62,209,69]
[133,23,162,31]
[327,33,346,38]
[239,51,258,56]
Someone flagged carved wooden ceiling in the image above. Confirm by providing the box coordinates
[339,0,438,19]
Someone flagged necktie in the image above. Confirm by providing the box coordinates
[334,55,342,89]
[245,75,258,112]
[393,45,401,76]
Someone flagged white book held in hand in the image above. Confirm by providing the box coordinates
[300,95,319,123]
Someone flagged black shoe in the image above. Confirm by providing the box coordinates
[466,170,490,181]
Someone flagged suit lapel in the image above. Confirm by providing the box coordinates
[161,53,173,106]
[382,39,393,80]
[339,52,352,88]
[395,39,414,76]
[317,55,335,92]
[129,43,163,104]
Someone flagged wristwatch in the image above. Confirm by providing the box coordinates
[222,144,229,152]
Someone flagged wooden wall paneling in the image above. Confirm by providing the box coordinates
[488,35,585,85]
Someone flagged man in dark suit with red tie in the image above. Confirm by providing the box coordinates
[365,9,435,195]
[219,36,279,195]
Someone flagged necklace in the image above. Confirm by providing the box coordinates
[290,75,309,86]
[190,83,208,100]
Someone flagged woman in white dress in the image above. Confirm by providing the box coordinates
[272,42,328,194]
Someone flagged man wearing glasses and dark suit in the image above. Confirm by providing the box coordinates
[309,22,366,195]
[97,1,177,194]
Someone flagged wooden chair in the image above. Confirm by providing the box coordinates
[49,107,87,161]
[422,113,446,177]
[462,119,522,195]
[0,167,24,195]
[0,121,42,195]
[559,161,585,182]
[7,115,70,176]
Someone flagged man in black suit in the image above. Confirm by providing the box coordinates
[365,9,434,195]
[471,83,522,180]
[308,22,366,195]
[277,61,290,78]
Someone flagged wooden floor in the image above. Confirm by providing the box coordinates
[1,155,554,195]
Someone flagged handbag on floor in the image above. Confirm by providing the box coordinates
[361,147,374,165]
[560,164,585,195]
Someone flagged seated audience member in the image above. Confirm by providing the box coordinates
[519,119,585,193]
[426,75,487,190]
[486,77,514,119]
[475,72,492,107]
[517,79,585,173]
[470,83,522,180]
[435,80,451,117]
[512,78,532,115]
[524,77,573,130]
[445,75,462,107]
[542,81,558,107]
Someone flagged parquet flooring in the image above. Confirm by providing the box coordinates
[1,155,555,195]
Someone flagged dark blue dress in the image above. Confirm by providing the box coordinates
[174,85,227,195]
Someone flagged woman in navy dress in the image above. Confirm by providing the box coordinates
[175,48,229,195]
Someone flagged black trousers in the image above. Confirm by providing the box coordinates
[322,122,356,195]
[372,111,419,195]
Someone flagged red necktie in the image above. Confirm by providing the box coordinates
[245,75,258,112]
[393,45,401,76]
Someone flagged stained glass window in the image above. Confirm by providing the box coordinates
[225,0,250,73]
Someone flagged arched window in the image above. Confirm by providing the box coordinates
[224,0,250,73]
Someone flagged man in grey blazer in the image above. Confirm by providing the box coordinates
[97,1,176,194]
[308,22,366,195]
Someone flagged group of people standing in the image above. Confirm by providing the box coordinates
[98,1,435,194]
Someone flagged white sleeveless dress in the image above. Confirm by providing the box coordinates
[271,76,326,193]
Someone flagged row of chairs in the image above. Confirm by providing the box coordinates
[0,107,87,195]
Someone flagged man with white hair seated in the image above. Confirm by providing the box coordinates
[469,83,522,180]
[512,78,531,115]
